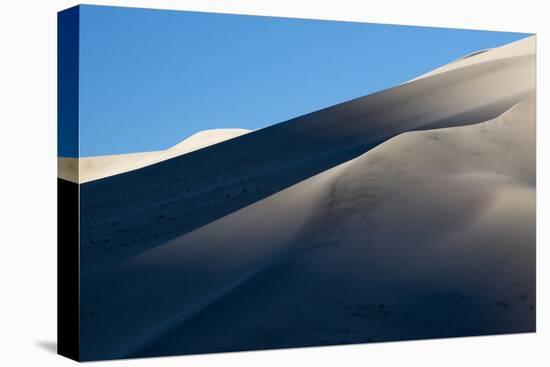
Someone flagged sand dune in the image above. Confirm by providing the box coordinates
[78,36,534,276]
[133,95,535,357]
[58,128,251,183]
[76,36,535,360]
[80,94,535,360]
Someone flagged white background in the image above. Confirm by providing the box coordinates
[0,0,547,365]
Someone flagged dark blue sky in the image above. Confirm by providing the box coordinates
[71,5,529,157]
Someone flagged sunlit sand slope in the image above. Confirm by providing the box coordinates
[58,129,251,183]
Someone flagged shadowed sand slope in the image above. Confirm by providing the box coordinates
[80,94,535,360]
[58,128,251,183]
[79,36,534,278]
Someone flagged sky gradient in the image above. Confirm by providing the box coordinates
[69,5,530,157]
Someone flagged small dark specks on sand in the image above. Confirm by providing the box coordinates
[378,305,389,318]
[496,301,509,309]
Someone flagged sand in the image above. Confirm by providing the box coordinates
[58,128,251,183]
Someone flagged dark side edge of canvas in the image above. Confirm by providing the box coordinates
[58,5,80,362]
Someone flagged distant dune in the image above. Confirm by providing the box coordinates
[58,128,251,183]
[74,36,535,360]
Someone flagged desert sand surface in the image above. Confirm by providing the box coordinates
[410,36,535,81]
[74,36,535,360]
[58,128,251,183]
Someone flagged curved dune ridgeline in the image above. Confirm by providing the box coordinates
[58,129,251,183]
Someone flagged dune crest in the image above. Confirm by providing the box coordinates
[410,35,535,81]
[58,128,251,183]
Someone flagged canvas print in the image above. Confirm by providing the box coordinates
[57,5,536,362]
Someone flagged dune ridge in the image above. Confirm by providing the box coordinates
[58,128,251,183]
[410,36,535,81]
[63,36,533,185]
